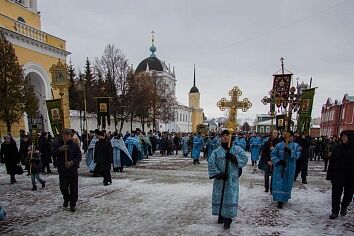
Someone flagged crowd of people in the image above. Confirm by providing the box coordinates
[0,127,353,229]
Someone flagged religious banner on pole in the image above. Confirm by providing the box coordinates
[297,88,316,135]
[96,97,111,129]
[46,99,63,135]
[276,115,286,132]
[272,74,292,108]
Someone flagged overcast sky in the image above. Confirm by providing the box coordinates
[38,0,354,123]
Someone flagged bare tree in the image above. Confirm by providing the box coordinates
[94,44,130,131]
[129,72,177,130]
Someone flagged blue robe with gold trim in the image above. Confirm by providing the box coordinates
[191,135,203,160]
[250,136,262,161]
[86,136,98,171]
[271,141,301,202]
[208,145,248,218]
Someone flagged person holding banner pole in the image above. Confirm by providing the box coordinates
[52,129,81,212]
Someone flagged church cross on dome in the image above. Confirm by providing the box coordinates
[150,30,157,57]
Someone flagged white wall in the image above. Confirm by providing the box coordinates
[70,112,150,135]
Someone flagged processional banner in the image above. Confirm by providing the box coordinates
[272,74,292,109]
[96,97,111,129]
[46,99,63,135]
[297,88,316,135]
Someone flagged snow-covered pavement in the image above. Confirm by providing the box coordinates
[0,153,353,235]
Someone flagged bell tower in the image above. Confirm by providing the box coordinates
[188,65,203,132]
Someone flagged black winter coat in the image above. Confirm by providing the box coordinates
[326,142,354,186]
[94,139,113,171]
[51,139,81,176]
[295,137,311,160]
[40,137,52,165]
[0,142,20,175]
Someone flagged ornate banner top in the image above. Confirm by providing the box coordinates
[50,59,70,91]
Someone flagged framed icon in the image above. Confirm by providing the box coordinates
[99,103,108,113]
[51,108,61,120]
[302,99,310,112]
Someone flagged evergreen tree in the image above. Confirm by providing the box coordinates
[0,31,38,132]
[83,58,96,113]
[68,61,80,110]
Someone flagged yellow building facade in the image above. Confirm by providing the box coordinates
[0,0,70,137]
[188,67,203,132]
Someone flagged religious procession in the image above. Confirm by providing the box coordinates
[1,1,354,235]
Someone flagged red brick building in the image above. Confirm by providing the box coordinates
[320,94,354,137]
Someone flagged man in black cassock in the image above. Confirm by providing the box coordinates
[94,131,113,186]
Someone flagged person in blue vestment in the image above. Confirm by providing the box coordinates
[180,133,190,157]
[271,131,301,208]
[125,131,141,165]
[139,132,151,159]
[86,129,99,175]
[111,132,132,172]
[234,133,246,150]
[207,133,219,160]
[250,133,262,166]
[208,129,248,229]
[192,132,203,164]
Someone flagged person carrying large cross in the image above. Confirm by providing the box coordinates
[208,129,248,229]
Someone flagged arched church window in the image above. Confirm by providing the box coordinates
[17,16,26,23]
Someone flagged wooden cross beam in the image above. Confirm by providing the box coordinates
[217,86,252,130]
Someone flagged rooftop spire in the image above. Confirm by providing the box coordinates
[189,64,199,93]
[193,64,196,87]
[150,30,157,57]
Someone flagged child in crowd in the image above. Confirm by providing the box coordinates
[28,146,46,191]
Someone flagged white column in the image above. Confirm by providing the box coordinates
[23,0,30,8]
[29,0,38,12]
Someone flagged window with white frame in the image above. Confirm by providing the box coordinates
[266,126,270,133]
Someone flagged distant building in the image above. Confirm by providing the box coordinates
[135,34,201,133]
[309,117,321,137]
[320,94,354,137]
[204,119,218,132]
[255,114,273,135]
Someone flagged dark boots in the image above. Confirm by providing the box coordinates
[277,201,284,209]
[31,185,37,191]
[223,218,232,229]
[10,175,17,184]
[340,208,347,216]
[331,207,348,219]
[63,201,69,208]
[218,216,232,229]
[217,215,224,224]
[70,205,76,212]
[329,213,338,219]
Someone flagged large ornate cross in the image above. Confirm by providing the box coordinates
[217,86,252,130]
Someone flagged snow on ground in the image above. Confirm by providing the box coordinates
[0,153,353,236]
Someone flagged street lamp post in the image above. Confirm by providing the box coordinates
[77,80,88,148]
